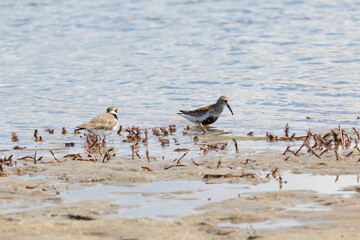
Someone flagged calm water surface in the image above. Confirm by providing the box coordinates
[1,0,360,152]
[3,172,359,217]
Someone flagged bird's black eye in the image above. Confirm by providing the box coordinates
[225,100,228,103]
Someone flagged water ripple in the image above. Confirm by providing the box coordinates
[1,0,360,149]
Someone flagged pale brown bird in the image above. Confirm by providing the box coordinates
[76,106,119,137]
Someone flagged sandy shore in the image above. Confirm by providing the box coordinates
[1,132,360,240]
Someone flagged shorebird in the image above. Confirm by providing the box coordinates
[76,106,119,138]
[178,96,234,125]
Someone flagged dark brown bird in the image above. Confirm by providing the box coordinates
[178,96,234,125]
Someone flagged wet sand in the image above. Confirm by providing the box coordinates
[1,132,360,240]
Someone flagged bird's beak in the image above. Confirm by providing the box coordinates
[227,104,234,115]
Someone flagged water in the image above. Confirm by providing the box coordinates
[2,172,358,217]
[218,218,303,231]
[1,0,360,222]
[1,0,360,153]
[286,202,332,212]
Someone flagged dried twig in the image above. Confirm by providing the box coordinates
[26,182,59,194]
[49,150,62,163]
[169,124,176,134]
[81,143,97,162]
[309,148,321,158]
[320,149,329,156]
[283,146,299,157]
[146,149,150,163]
[34,129,39,141]
[45,129,54,134]
[204,172,263,180]
[34,151,37,164]
[160,127,169,135]
[232,138,239,153]
[102,148,113,163]
[11,132,19,142]
[176,152,188,165]
[191,158,200,166]
[284,123,290,137]
[346,151,354,157]
[164,164,186,170]
[117,125,122,135]
[355,139,360,152]
[141,166,152,171]
[217,159,222,169]
[354,127,360,138]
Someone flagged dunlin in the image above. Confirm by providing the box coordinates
[178,96,234,125]
[76,106,119,138]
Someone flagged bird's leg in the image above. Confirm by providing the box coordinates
[97,136,107,156]
[199,123,207,134]
[98,144,104,158]
[82,142,97,162]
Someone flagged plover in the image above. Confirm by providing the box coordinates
[178,96,234,125]
[76,106,119,137]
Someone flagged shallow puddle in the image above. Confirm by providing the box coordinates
[218,218,303,231]
[0,202,54,215]
[1,172,359,219]
[286,202,332,212]
[10,174,45,181]
[61,172,359,219]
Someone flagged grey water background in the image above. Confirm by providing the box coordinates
[1,0,360,151]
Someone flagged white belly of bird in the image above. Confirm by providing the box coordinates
[182,112,211,124]
[88,123,118,136]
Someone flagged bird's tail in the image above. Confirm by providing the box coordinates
[178,110,186,115]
